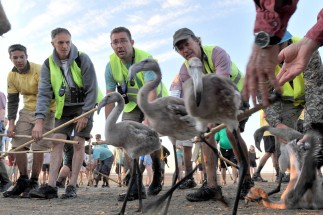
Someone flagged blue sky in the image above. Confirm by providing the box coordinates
[1,0,322,173]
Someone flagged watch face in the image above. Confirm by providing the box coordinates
[255,32,270,48]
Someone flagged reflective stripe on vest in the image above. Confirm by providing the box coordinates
[110,48,168,112]
[184,45,244,91]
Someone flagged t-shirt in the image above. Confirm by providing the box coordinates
[93,145,113,160]
[215,128,232,150]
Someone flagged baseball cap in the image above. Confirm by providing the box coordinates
[278,31,292,44]
[173,28,196,47]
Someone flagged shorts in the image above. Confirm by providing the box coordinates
[42,164,50,172]
[176,139,193,147]
[220,148,237,169]
[63,143,74,170]
[263,136,275,153]
[122,106,144,123]
[96,155,114,179]
[11,109,55,150]
[250,160,257,168]
[54,105,93,139]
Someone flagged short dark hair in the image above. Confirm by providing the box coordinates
[51,27,71,39]
[8,44,27,55]
[110,27,132,40]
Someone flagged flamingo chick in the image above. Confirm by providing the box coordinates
[183,57,241,132]
[129,58,200,214]
[97,92,161,215]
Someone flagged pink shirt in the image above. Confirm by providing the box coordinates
[170,46,232,98]
[254,0,323,45]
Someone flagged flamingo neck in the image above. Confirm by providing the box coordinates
[106,98,124,131]
[137,68,161,109]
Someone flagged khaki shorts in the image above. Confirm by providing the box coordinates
[11,109,55,150]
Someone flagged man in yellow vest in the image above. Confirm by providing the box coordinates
[105,26,168,201]
[172,28,252,201]
[3,44,55,198]
[30,28,99,199]
[262,31,322,182]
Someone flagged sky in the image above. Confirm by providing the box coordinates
[1,0,322,173]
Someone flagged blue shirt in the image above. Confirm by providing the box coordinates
[93,145,113,160]
[143,154,152,166]
[105,61,156,91]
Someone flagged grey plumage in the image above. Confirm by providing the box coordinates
[183,57,241,132]
[0,2,10,36]
[129,58,200,214]
[97,92,161,159]
[247,129,323,209]
[253,126,304,181]
[128,58,200,141]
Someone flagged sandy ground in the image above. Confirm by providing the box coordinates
[0,173,322,215]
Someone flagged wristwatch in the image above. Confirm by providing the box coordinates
[254,31,281,49]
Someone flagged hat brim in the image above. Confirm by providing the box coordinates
[173,35,192,47]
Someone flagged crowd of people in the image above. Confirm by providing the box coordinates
[0,1,322,213]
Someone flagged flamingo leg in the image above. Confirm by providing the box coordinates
[232,129,248,215]
[119,158,138,215]
[163,143,178,215]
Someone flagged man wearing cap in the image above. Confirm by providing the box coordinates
[172,27,252,201]
[257,31,322,183]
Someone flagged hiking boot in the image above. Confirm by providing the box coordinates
[186,185,224,202]
[0,181,12,192]
[61,185,77,199]
[252,173,268,182]
[117,191,147,202]
[240,179,255,200]
[179,178,197,190]
[29,184,58,199]
[3,178,29,198]
[147,183,162,196]
[21,180,39,198]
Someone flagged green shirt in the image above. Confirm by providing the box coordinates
[215,128,232,150]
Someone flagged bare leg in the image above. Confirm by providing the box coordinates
[221,168,226,185]
[202,136,217,187]
[69,136,85,187]
[48,133,66,188]
[15,151,28,176]
[31,153,43,179]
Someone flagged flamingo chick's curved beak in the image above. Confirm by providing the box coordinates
[97,96,109,115]
[188,57,204,107]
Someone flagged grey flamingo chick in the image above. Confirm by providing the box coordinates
[128,58,200,214]
[0,1,11,36]
[254,125,304,197]
[246,129,323,209]
[183,57,248,215]
[97,92,161,215]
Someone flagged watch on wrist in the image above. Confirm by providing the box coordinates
[255,31,281,49]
